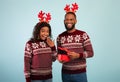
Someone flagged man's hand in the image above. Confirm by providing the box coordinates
[67,52,79,60]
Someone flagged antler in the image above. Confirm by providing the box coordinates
[71,3,78,12]
[64,3,79,13]
[46,13,51,23]
[64,4,70,12]
[38,10,45,22]
[38,11,51,23]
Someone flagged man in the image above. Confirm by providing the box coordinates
[57,10,94,82]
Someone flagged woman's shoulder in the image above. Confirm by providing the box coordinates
[26,39,34,44]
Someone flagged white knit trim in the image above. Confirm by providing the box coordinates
[25,51,31,55]
[83,51,88,58]
[84,39,91,46]
[24,72,31,78]
[31,69,52,75]
[62,43,83,49]
[63,64,86,70]
[62,43,82,46]
[33,48,52,55]
[25,51,32,58]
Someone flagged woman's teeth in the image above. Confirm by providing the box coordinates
[44,36,47,38]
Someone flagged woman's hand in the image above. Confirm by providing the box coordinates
[46,37,55,47]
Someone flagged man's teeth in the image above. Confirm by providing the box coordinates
[67,24,72,27]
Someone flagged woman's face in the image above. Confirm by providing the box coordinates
[39,26,49,40]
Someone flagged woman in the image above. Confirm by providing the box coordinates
[24,11,57,82]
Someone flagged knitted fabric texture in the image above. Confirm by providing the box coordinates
[24,40,57,81]
[57,29,94,74]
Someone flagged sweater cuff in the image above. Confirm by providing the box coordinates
[26,77,31,82]
[79,53,83,58]
[51,46,56,51]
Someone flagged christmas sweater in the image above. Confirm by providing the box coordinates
[24,40,57,82]
[57,29,94,74]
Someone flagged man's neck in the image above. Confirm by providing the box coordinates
[67,28,76,33]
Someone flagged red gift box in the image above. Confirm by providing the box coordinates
[57,47,70,62]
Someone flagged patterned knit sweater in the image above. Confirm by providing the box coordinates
[24,40,57,82]
[57,29,94,74]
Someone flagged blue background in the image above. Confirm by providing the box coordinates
[0,0,120,82]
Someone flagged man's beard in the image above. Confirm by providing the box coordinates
[64,23,75,31]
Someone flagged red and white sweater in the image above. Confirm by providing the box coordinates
[57,29,94,74]
[24,40,57,82]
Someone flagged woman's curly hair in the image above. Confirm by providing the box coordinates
[30,22,52,42]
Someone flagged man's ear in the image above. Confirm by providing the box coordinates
[75,19,77,24]
[64,19,65,23]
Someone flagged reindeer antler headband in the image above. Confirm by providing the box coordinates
[38,10,51,23]
[64,3,79,13]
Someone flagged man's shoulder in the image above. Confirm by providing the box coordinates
[57,29,87,37]
[58,31,67,36]
[76,29,86,34]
